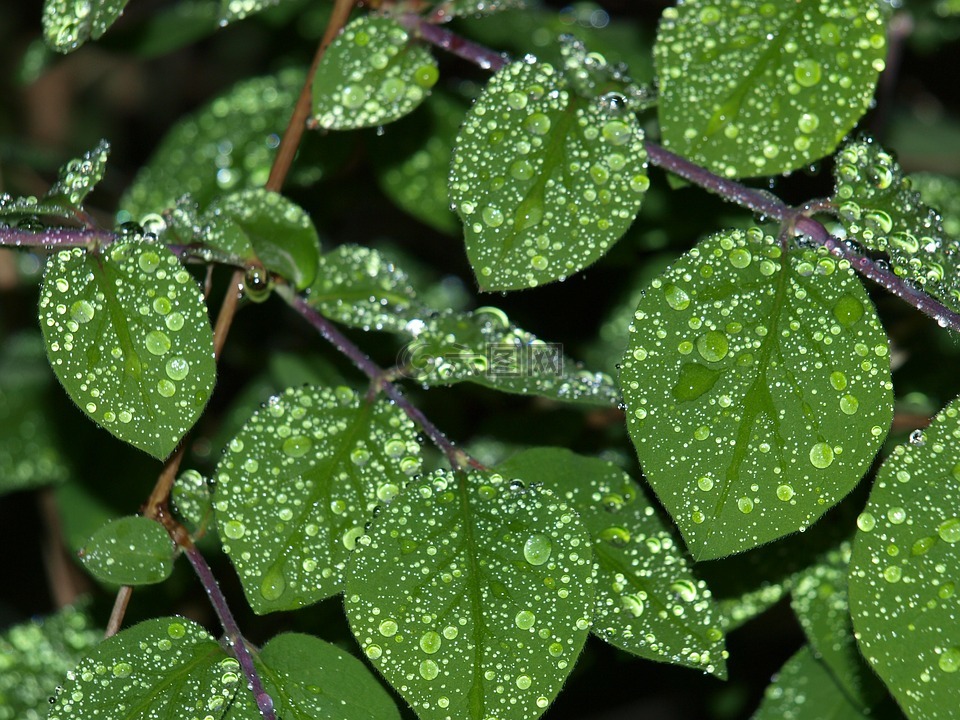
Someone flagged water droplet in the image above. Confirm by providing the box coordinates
[663,283,691,311]
[598,526,631,547]
[857,512,876,532]
[282,435,312,458]
[938,647,960,673]
[419,659,439,680]
[260,565,286,601]
[776,484,795,501]
[145,330,171,356]
[419,631,441,654]
[165,357,190,381]
[832,295,864,327]
[696,330,729,362]
[223,520,246,539]
[515,610,536,630]
[809,442,835,469]
[522,534,552,565]
[70,300,95,324]
[794,58,822,87]
[516,675,532,689]
[937,518,960,543]
[882,565,902,583]
[524,113,551,136]
[378,620,398,637]
[736,497,754,514]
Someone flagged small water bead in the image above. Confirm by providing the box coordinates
[419,659,439,680]
[736,497,754,514]
[523,534,552,565]
[157,380,176,398]
[365,644,383,660]
[794,58,822,87]
[112,662,132,678]
[882,565,902,583]
[797,112,820,134]
[223,520,246,539]
[857,512,876,532]
[165,357,190,381]
[524,113,551,136]
[598,526,630,547]
[537,696,549,708]
[70,300,95,324]
[165,312,185,331]
[442,626,458,640]
[939,647,960,673]
[696,330,729,362]
[260,565,286,601]
[145,330,171,356]
[911,536,936,556]
[663,283,691,311]
[776,484,795,501]
[729,248,751,268]
[379,620,398,637]
[510,159,535,181]
[419,631,441,654]
[482,207,504,228]
[282,435,312,458]
[697,476,714,492]
[809,442,835,469]
[516,675,532,690]
[937,518,960,543]
[887,507,906,525]
[601,120,631,146]
[840,394,859,415]
[515,610,536,630]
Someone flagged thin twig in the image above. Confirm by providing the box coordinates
[105,586,132,638]
[0,226,113,249]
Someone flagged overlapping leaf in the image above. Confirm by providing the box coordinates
[171,469,212,531]
[213,386,423,613]
[849,397,960,720]
[312,16,438,130]
[344,469,595,720]
[620,228,893,560]
[42,0,128,52]
[450,59,648,290]
[656,0,886,178]
[498,448,727,676]
[38,241,217,459]
[79,516,175,585]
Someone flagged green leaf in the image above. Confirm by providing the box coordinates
[444,0,526,18]
[42,0,129,52]
[791,543,886,709]
[655,0,886,178]
[620,228,893,560]
[79,515,175,585]
[498,448,728,677]
[849,397,960,720]
[833,140,960,317]
[312,16,438,130]
[38,241,217,459]
[213,385,424,613]
[0,141,110,220]
[343,469,595,720]
[47,617,241,720]
[751,646,869,720]
[0,604,101,720]
[0,333,69,495]
[224,633,403,720]
[449,59,648,290]
[402,308,620,407]
[218,0,289,24]
[202,189,321,289]
[171,469,212,531]
[306,245,423,333]
[912,173,960,240]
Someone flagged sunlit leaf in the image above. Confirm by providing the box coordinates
[450,59,648,290]
[79,516,175,585]
[42,0,129,52]
[213,385,423,613]
[656,0,886,178]
[344,469,595,720]
[498,448,728,677]
[312,16,438,130]
[38,241,217,459]
[849,397,960,720]
[620,227,893,560]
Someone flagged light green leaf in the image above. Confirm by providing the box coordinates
[171,469,212,531]
[306,245,423,333]
[224,633,403,720]
[344,469,595,720]
[403,308,620,407]
[620,228,893,560]
[849,397,960,720]
[218,0,286,24]
[833,140,960,317]
[312,16,438,130]
[202,189,321,289]
[0,333,69,495]
[213,385,423,614]
[38,241,217,459]
[655,0,886,178]
[751,646,869,720]
[449,59,648,290]
[47,617,241,720]
[0,604,100,720]
[42,0,129,52]
[0,141,109,220]
[498,448,728,677]
[79,515,175,585]
[444,0,526,18]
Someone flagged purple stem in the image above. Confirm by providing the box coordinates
[400,14,507,71]
[0,226,114,248]
[182,544,277,720]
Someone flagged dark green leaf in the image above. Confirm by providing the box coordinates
[912,173,960,240]
[213,386,424,613]
[445,0,526,18]
[171,469,212,531]
[620,228,893,560]
[79,516,175,585]
[38,241,217,459]
[312,16,438,130]
[498,448,728,677]
[450,59,648,290]
[42,0,128,52]
[656,0,886,178]
[344,469,595,720]
[849,397,960,720]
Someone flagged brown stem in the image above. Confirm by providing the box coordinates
[105,586,132,638]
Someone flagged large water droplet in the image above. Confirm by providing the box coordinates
[809,442,835,469]
[522,534,552,565]
[260,565,286,601]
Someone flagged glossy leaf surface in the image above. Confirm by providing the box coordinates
[344,469,595,720]
[38,242,217,459]
[312,16,438,130]
[656,0,885,178]
[621,228,893,559]
[213,386,423,613]
[79,516,175,585]
[849,397,960,720]
[42,0,128,52]
[450,59,648,290]
[499,448,727,676]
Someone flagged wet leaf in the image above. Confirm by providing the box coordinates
[46,617,241,720]
[849,397,960,720]
[0,141,109,220]
[620,227,893,560]
[0,333,69,495]
[344,469,595,720]
[171,469,212,531]
[219,0,292,25]
[79,515,175,585]
[498,448,728,677]
[833,140,960,318]
[38,241,217,459]
[42,0,128,52]
[306,245,423,333]
[751,645,868,720]
[402,308,620,407]
[213,385,423,614]
[445,0,526,18]
[0,604,100,720]
[312,16,438,130]
[912,173,960,240]
[203,189,321,289]
[450,59,648,290]
[656,0,886,178]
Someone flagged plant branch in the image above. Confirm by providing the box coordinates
[399,13,507,71]
[105,586,132,638]
[0,226,113,248]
